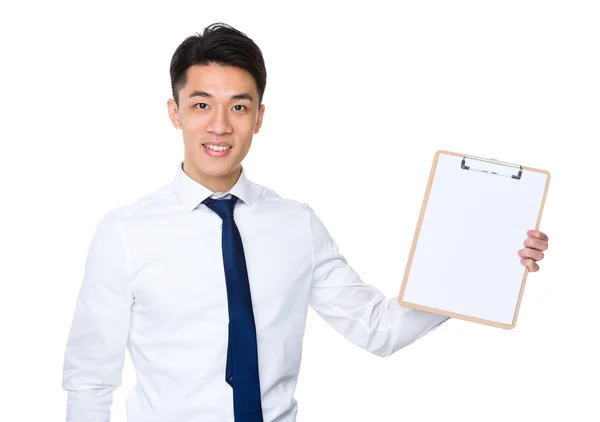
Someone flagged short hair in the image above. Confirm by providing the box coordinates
[169,22,267,107]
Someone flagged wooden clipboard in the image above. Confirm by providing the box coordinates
[397,150,551,329]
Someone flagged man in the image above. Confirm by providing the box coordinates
[62,22,549,422]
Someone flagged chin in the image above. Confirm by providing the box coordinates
[191,159,240,177]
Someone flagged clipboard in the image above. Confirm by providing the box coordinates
[397,150,551,329]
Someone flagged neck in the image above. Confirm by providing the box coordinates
[183,161,242,193]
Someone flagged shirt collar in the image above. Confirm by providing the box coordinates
[173,161,254,212]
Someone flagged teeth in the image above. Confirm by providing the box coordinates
[204,144,231,151]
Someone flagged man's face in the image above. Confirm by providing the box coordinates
[167,63,265,188]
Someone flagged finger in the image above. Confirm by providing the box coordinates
[524,237,548,251]
[527,230,549,243]
[518,248,544,261]
[521,257,539,272]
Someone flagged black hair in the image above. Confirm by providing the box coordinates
[169,22,267,107]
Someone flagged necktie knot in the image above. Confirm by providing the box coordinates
[202,195,239,220]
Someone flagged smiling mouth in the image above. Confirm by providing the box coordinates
[203,143,232,150]
[202,143,233,157]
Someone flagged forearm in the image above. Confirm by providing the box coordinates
[310,279,448,357]
[64,389,116,422]
[365,298,449,357]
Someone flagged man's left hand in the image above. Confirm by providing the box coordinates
[518,229,549,272]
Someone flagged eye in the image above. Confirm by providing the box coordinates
[233,105,246,112]
[194,103,209,110]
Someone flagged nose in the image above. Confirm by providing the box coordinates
[206,106,232,135]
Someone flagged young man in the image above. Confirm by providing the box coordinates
[62,22,549,422]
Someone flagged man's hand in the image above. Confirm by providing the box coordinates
[518,229,549,272]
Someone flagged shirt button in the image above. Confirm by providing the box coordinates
[229,376,234,382]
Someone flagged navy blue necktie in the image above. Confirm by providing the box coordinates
[202,195,264,422]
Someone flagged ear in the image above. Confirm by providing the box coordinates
[167,98,181,129]
[254,103,265,134]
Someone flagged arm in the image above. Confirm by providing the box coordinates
[62,212,133,421]
[306,204,448,358]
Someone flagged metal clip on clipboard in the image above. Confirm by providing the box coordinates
[460,154,523,180]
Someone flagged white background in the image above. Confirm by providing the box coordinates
[1,1,598,421]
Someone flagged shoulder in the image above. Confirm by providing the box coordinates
[100,182,176,225]
[250,179,310,213]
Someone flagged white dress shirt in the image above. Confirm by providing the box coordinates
[62,162,449,422]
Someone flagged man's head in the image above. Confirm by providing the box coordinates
[167,23,266,192]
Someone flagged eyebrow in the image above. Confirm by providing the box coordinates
[188,90,254,102]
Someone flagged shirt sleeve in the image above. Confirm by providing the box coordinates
[62,212,133,421]
[306,204,449,358]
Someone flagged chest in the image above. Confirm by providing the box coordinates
[127,211,313,328]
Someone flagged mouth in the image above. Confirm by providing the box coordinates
[202,143,233,157]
